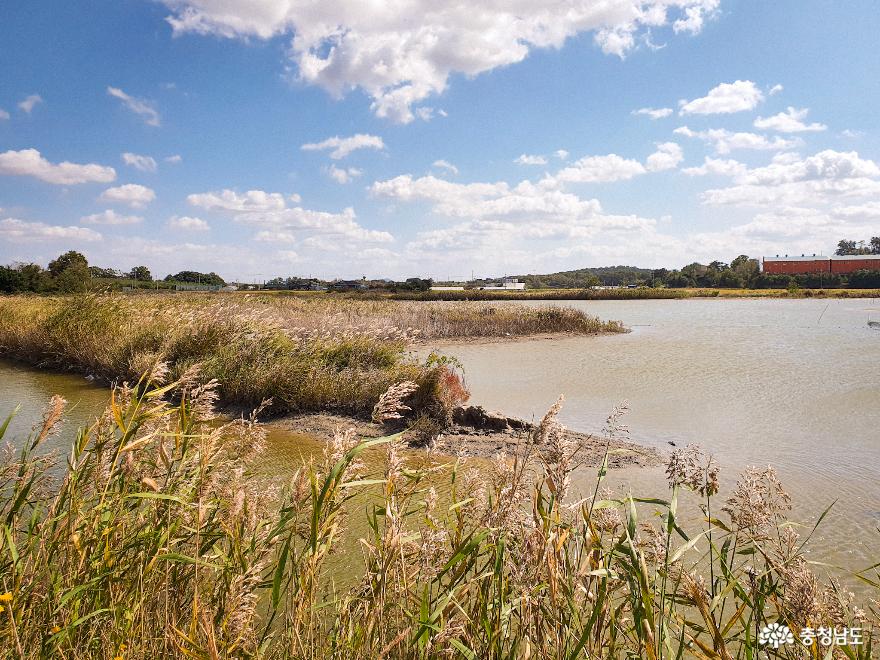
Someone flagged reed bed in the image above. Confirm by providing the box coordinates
[1,376,875,658]
[384,288,693,301]
[0,294,619,418]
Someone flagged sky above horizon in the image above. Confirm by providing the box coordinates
[1,0,879,281]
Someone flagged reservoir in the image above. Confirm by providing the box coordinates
[419,297,880,569]
[2,297,878,571]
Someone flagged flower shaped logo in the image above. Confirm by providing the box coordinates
[759,623,795,648]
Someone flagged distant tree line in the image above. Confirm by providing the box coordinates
[835,236,880,255]
[264,276,433,292]
[0,251,225,294]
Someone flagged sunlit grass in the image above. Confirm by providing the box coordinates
[1,378,875,658]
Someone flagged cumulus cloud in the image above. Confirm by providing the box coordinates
[551,154,646,183]
[188,187,392,243]
[169,215,210,230]
[682,157,747,177]
[122,152,158,172]
[187,189,287,212]
[165,154,183,164]
[679,80,764,115]
[107,87,161,126]
[301,134,385,159]
[327,164,363,184]
[237,205,394,243]
[515,154,548,166]
[81,210,143,225]
[100,183,156,208]
[18,94,43,114]
[0,148,116,185]
[674,126,800,155]
[645,142,683,172]
[673,0,719,33]
[753,107,827,133]
[633,106,673,119]
[0,108,9,120]
[432,159,458,175]
[1,217,102,241]
[161,0,721,122]
[370,174,653,241]
[555,150,570,160]
[701,150,880,209]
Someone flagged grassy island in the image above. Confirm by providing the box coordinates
[0,293,622,421]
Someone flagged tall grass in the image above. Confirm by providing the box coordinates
[0,295,620,419]
[2,377,875,658]
[385,288,694,301]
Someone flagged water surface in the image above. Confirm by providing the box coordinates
[417,297,880,568]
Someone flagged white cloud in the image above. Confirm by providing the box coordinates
[514,154,548,166]
[0,109,10,120]
[327,164,363,184]
[165,154,183,164]
[554,150,570,160]
[370,174,654,244]
[740,149,879,186]
[169,215,210,231]
[682,157,747,177]
[18,94,43,114]
[301,134,385,159]
[188,187,392,243]
[255,230,297,243]
[415,107,446,121]
[679,80,764,115]
[122,152,158,172]
[432,159,458,175]
[1,217,102,242]
[701,150,880,208]
[753,107,827,133]
[107,87,161,126]
[238,205,394,243]
[0,148,116,185]
[552,154,646,184]
[81,210,143,225]
[674,126,800,155]
[645,142,683,172]
[673,0,719,33]
[161,0,721,123]
[768,83,783,96]
[187,189,287,212]
[99,184,156,208]
[633,107,673,119]
[840,129,864,139]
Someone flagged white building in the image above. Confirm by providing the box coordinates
[478,277,526,291]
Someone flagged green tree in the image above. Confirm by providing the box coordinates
[129,266,152,281]
[870,236,880,255]
[48,251,88,277]
[47,251,90,292]
[164,271,225,286]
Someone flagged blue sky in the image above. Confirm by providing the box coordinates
[1,0,879,280]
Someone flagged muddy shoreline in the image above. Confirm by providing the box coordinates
[265,405,661,468]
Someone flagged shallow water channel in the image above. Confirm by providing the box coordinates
[2,296,878,574]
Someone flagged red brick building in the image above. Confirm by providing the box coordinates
[830,255,880,273]
[762,254,880,274]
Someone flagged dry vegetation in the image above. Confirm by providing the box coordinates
[1,376,875,658]
[0,294,620,421]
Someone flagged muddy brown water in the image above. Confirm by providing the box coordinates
[2,297,879,574]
